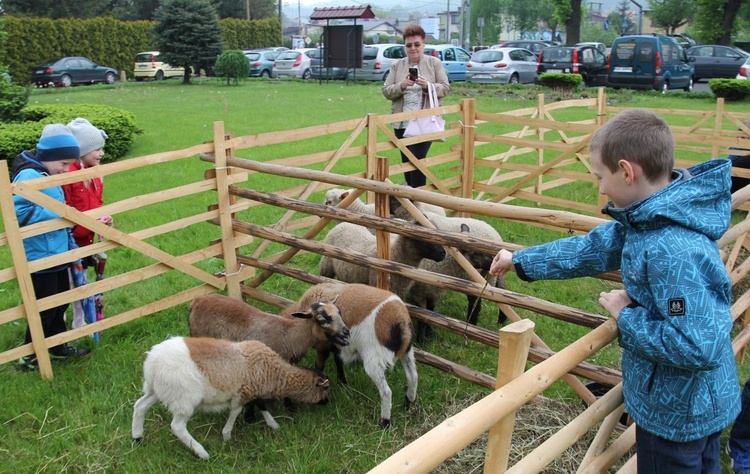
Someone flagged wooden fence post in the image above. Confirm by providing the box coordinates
[461,98,476,217]
[713,98,725,159]
[0,165,55,379]
[483,319,535,473]
[375,155,391,290]
[213,121,242,299]
[596,87,608,216]
[536,94,546,195]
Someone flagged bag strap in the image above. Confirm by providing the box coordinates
[427,82,438,109]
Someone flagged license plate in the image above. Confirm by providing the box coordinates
[138,65,147,68]
[472,74,491,79]
[547,69,562,73]
[35,70,43,74]
[614,66,632,73]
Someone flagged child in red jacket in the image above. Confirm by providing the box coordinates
[63,118,112,329]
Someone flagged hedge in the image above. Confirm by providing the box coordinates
[4,16,281,85]
[708,79,750,101]
[536,73,584,90]
[0,104,140,163]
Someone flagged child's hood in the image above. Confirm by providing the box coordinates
[11,151,48,181]
[604,159,731,241]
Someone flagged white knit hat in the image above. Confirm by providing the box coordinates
[66,118,108,157]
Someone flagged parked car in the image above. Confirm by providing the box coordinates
[738,56,750,79]
[133,51,185,81]
[538,45,608,87]
[347,44,406,82]
[423,44,472,81]
[31,56,118,87]
[465,47,537,84]
[309,47,348,80]
[607,35,694,93]
[244,49,278,77]
[496,40,555,59]
[575,42,608,58]
[686,45,749,81]
[273,48,315,79]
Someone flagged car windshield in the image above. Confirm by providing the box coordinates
[277,52,299,60]
[245,53,261,61]
[135,53,155,62]
[472,50,504,63]
[542,48,573,62]
[363,47,378,60]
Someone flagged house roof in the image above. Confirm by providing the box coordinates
[310,5,376,20]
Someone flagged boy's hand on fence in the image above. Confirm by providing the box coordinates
[489,249,514,277]
[598,289,631,320]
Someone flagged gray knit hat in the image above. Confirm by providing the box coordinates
[66,118,108,157]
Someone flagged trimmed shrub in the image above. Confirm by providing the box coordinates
[0,104,140,163]
[214,49,250,85]
[537,73,584,91]
[0,75,30,122]
[708,79,750,101]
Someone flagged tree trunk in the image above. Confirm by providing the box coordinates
[182,68,191,84]
[719,0,745,45]
[565,0,582,45]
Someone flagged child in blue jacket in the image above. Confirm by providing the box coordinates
[490,108,740,472]
[13,124,90,371]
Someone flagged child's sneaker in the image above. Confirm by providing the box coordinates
[17,355,38,371]
[49,343,89,359]
[728,444,750,474]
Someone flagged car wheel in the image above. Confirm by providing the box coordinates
[60,74,72,87]
[302,69,311,80]
[509,73,519,84]
[104,72,116,84]
[684,77,694,92]
[660,81,669,94]
[261,69,270,78]
[155,70,165,81]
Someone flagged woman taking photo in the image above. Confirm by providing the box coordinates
[383,25,450,188]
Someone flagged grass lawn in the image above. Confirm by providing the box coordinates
[1,78,748,472]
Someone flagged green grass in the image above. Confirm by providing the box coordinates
[1,79,749,472]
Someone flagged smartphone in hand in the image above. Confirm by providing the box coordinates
[409,66,419,81]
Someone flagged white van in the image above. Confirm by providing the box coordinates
[133,51,185,81]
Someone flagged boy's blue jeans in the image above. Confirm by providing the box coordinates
[636,425,721,474]
[729,378,750,472]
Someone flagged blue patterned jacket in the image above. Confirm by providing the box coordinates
[512,158,740,442]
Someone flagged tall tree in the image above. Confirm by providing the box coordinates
[0,0,103,18]
[608,0,635,35]
[649,0,697,34]
[550,0,582,45]
[153,0,224,84]
[694,0,749,44]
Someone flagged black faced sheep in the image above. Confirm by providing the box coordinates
[281,282,417,428]
[318,221,446,301]
[131,337,330,460]
[390,196,508,343]
[187,293,349,425]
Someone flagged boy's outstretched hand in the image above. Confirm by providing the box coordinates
[598,289,632,320]
[490,249,514,277]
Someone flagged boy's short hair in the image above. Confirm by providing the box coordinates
[589,108,674,183]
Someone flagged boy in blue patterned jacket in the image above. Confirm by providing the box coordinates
[13,124,90,371]
[490,108,740,472]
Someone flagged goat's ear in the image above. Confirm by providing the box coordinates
[460,223,470,233]
[291,311,313,319]
[317,377,330,388]
[340,191,349,199]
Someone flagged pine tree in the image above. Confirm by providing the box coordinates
[153,0,225,84]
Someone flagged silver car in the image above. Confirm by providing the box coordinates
[465,47,538,84]
[273,48,315,79]
[347,44,406,82]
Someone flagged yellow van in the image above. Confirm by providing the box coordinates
[133,51,185,81]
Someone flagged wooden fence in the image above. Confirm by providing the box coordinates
[1,90,749,471]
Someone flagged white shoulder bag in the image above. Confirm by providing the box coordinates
[403,82,445,140]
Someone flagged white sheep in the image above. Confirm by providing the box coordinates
[131,337,330,460]
[187,293,349,424]
[390,196,508,343]
[324,188,446,217]
[318,221,446,301]
[281,282,417,427]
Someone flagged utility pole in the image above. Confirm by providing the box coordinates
[446,0,450,42]
[279,1,283,45]
[246,0,250,20]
